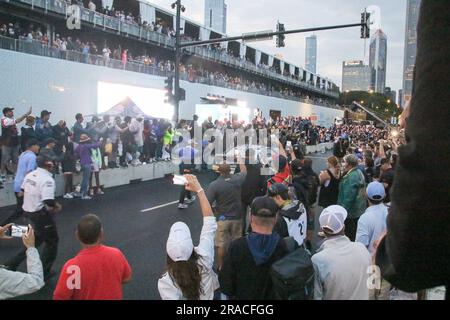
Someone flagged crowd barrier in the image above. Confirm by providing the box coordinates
[0,143,334,208]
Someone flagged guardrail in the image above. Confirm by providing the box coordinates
[0,34,341,109]
[2,0,340,99]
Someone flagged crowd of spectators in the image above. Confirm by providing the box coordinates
[1,106,406,300]
[0,15,339,108]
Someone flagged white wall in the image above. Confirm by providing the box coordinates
[0,49,343,127]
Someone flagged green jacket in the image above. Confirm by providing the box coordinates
[338,168,366,219]
[163,130,175,146]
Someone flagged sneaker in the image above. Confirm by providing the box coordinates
[81,195,92,200]
[71,192,81,198]
[96,189,104,195]
[89,189,94,196]
[178,203,188,209]
[63,193,74,199]
[184,195,196,204]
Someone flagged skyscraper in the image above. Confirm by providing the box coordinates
[369,29,388,93]
[305,35,317,74]
[204,0,227,34]
[403,0,421,104]
[342,60,372,92]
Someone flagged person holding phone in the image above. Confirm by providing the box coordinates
[159,175,219,300]
[0,224,45,300]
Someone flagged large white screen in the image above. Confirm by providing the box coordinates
[97,82,174,119]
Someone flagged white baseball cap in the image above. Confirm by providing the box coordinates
[166,222,194,262]
[319,205,348,236]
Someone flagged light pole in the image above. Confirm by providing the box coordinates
[172,0,184,123]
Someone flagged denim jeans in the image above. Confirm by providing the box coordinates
[81,164,92,196]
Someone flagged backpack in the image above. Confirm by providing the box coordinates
[270,237,314,300]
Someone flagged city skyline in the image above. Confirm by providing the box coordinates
[150,0,407,92]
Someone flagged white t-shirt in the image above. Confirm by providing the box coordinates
[21,168,55,213]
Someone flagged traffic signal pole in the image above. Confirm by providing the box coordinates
[174,0,181,123]
[179,22,368,48]
[171,4,370,122]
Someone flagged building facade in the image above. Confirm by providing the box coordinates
[342,60,372,92]
[204,0,227,34]
[398,89,403,107]
[369,29,388,93]
[305,35,317,74]
[403,0,421,104]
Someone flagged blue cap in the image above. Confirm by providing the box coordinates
[367,181,386,201]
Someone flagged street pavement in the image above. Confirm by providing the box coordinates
[0,152,331,300]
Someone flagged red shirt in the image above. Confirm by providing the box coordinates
[267,163,291,188]
[53,245,132,300]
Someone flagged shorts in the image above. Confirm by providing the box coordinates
[215,219,242,248]
[91,162,100,172]
[1,145,19,167]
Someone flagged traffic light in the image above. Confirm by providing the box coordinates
[178,88,186,101]
[276,21,285,48]
[361,11,370,39]
[164,76,174,104]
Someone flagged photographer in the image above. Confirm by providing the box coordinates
[0,224,45,300]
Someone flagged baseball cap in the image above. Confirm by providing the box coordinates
[2,107,14,115]
[268,183,289,198]
[366,181,386,201]
[166,222,194,262]
[41,110,52,117]
[250,196,279,218]
[290,159,304,174]
[319,205,348,236]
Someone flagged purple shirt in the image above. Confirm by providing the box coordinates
[75,142,101,166]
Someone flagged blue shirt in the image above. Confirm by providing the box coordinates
[14,151,37,193]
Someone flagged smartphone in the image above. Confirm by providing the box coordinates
[7,224,29,238]
[173,175,188,186]
[286,141,292,150]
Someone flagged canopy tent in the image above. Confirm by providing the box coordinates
[103,97,147,117]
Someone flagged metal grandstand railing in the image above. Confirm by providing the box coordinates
[2,0,340,100]
[0,33,341,109]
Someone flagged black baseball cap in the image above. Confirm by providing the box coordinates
[268,183,289,198]
[2,107,14,115]
[250,196,278,218]
[290,159,304,174]
[41,110,52,117]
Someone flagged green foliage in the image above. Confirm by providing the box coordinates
[340,91,401,120]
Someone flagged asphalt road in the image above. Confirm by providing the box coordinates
[0,152,332,300]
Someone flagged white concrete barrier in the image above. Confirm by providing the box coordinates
[0,143,335,208]
[305,142,334,154]
[0,162,168,208]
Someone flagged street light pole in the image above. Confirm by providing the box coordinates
[174,0,181,123]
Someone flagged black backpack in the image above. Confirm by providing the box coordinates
[270,237,314,300]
